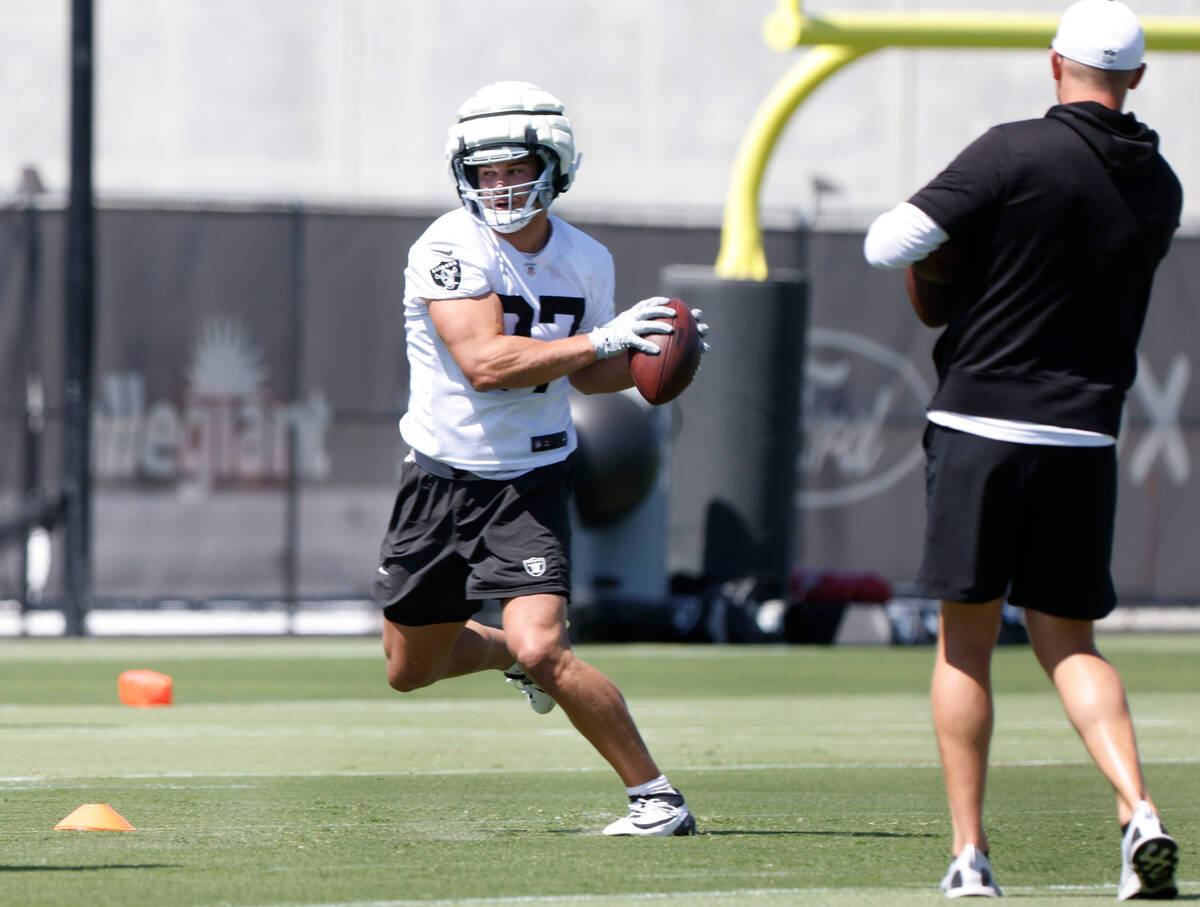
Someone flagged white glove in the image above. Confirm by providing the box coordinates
[588,296,676,359]
[691,308,711,353]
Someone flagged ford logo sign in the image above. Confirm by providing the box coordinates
[798,327,933,510]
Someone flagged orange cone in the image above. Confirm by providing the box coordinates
[118,669,173,707]
[55,803,135,831]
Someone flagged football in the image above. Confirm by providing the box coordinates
[906,236,968,328]
[627,298,703,406]
[905,267,957,328]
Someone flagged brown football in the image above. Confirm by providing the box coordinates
[627,298,702,406]
[905,268,958,328]
[906,236,968,328]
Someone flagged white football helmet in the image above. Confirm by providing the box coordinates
[446,81,579,233]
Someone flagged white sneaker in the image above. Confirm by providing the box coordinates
[1119,801,1178,901]
[503,663,555,714]
[602,791,696,837]
[940,844,1002,898]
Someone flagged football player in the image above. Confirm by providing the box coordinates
[865,0,1179,897]
[372,80,704,836]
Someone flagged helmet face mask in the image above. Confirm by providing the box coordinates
[453,145,557,234]
[446,81,578,233]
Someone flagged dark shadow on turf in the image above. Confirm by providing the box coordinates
[704,830,935,838]
[0,865,181,872]
[544,828,936,838]
[1037,894,1198,901]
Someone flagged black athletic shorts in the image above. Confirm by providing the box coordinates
[916,424,1118,620]
[371,457,572,626]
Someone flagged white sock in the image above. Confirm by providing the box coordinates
[626,774,674,798]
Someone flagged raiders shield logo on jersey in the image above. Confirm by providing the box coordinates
[522,557,547,577]
[430,258,462,290]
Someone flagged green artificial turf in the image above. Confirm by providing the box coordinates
[0,635,1195,905]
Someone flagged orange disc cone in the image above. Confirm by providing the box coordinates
[55,803,135,831]
[118,669,173,707]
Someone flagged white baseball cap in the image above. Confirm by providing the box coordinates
[1052,0,1145,71]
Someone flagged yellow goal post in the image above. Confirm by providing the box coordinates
[716,0,1200,280]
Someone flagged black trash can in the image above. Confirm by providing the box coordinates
[661,264,808,592]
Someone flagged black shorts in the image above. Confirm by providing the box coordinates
[916,424,1117,620]
[371,458,572,626]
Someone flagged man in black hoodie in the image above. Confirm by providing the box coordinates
[864,0,1182,899]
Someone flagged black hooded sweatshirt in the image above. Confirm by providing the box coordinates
[908,100,1182,436]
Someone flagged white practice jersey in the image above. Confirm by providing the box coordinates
[400,208,615,475]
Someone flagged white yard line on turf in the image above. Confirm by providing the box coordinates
[4,755,1200,787]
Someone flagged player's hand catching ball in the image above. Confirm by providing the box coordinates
[588,297,676,359]
[626,298,705,405]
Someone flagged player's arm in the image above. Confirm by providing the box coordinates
[867,132,1002,327]
[568,353,635,395]
[864,202,959,328]
[430,293,595,392]
[864,201,949,270]
[429,294,675,392]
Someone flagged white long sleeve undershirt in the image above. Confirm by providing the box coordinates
[863,202,949,269]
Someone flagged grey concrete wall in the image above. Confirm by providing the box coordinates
[2,0,1198,234]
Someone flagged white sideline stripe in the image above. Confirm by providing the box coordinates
[4,755,1200,786]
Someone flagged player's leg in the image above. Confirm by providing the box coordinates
[374,459,516,691]
[502,593,658,784]
[917,427,1018,871]
[1011,442,1169,822]
[383,616,511,692]
[1025,611,1147,816]
[1025,606,1181,900]
[462,462,693,833]
[1015,446,1177,898]
[1027,614,1181,899]
[458,461,571,717]
[932,597,1003,857]
[501,592,694,836]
